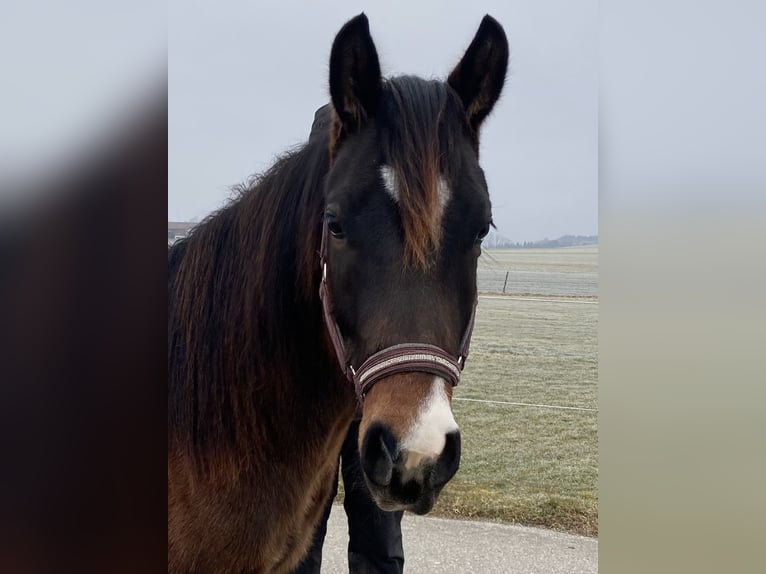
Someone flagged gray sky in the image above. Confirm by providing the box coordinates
[168,0,596,242]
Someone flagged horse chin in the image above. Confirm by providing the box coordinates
[363,474,443,516]
[370,495,407,513]
[409,494,437,515]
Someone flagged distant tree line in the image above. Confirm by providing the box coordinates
[483,230,598,249]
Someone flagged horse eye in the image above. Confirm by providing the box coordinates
[327,214,345,238]
[475,223,491,243]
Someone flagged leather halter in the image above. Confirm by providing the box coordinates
[319,218,477,401]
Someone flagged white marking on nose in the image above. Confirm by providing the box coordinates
[379,166,452,217]
[400,377,459,469]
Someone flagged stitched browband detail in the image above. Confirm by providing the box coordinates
[358,352,460,386]
[353,343,463,398]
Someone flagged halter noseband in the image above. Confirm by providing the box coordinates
[318,218,477,401]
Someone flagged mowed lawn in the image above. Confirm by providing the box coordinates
[432,247,598,536]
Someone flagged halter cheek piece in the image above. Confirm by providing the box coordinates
[319,218,477,401]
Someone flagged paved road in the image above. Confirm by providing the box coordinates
[319,504,598,573]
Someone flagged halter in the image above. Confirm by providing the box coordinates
[319,217,477,401]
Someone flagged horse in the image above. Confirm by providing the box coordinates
[168,13,508,574]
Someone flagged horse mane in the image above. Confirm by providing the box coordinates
[378,76,465,268]
[168,78,465,472]
[168,133,331,473]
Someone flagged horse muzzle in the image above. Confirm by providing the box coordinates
[358,374,461,514]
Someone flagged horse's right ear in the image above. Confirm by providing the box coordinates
[329,13,382,136]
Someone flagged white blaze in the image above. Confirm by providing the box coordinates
[400,377,459,469]
[437,176,450,213]
[381,165,399,202]
[379,165,451,217]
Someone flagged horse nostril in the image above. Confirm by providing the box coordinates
[361,423,398,487]
[431,430,461,487]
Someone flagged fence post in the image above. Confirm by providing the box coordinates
[502,271,509,294]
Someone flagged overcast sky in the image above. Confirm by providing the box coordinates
[168,0,596,242]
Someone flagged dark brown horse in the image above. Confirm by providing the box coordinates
[168,13,508,574]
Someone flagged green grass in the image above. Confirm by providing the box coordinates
[433,399,598,536]
[342,248,599,536]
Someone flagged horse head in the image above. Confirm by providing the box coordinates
[320,13,508,514]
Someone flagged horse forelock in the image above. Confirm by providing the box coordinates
[381,76,461,269]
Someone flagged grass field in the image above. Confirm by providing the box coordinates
[341,247,599,537]
[431,247,598,536]
[477,245,598,297]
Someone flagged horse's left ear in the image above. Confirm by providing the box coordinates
[448,15,509,138]
[329,13,382,135]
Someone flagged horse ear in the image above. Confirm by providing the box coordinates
[329,13,382,134]
[448,15,509,137]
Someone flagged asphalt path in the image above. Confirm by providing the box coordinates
[318,504,598,573]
